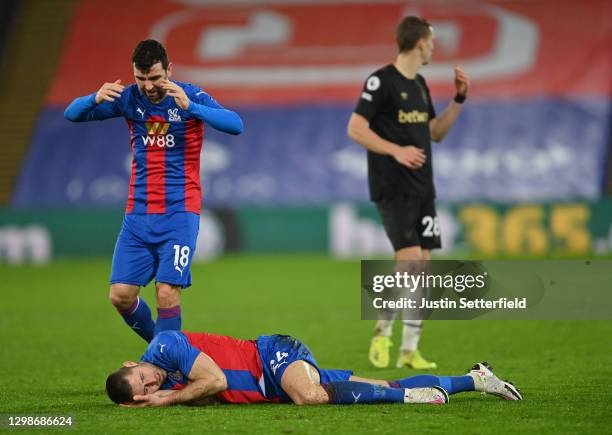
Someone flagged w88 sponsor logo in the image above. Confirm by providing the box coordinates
[143,134,175,148]
[142,121,175,148]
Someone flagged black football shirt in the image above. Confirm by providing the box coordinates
[354,64,437,201]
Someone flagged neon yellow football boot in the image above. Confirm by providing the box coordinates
[368,336,393,368]
[396,349,437,370]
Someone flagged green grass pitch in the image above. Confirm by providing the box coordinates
[1,255,610,434]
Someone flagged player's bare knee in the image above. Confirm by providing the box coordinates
[395,259,422,275]
[395,247,426,274]
[292,388,327,406]
[156,283,181,308]
[109,284,138,310]
[395,246,423,261]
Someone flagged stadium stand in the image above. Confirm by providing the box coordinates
[0,0,19,66]
[2,0,611,259]
[12,1,611,208]
[0,0,76,204]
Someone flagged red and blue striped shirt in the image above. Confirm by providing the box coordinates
[183,331,272,404]
[141,331,272,404]
[64,80,243,214]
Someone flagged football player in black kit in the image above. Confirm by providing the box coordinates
[347,16,470,369]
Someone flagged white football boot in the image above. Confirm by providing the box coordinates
[403,386,449,404]
[468,362,523,401]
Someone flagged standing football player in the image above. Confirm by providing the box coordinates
[65,40,244,342]
[347,17,470,369]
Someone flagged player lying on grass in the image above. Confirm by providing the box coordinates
[106,331,522,406]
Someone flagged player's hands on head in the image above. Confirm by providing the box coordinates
[393,145,426,169]
[161,80,190,110]
[120,391,172,408]
[454,66,470,96]
[95,79,125,104]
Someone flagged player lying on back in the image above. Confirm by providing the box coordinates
[106,330,522,406]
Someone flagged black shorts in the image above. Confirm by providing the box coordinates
[375,194,442,251]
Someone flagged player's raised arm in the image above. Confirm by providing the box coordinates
[161,80,243,135]
[429,66,470,142]
[131,353,227,407]
[64,79,125,122]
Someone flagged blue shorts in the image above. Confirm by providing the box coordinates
[257,335,353,402]
[110,212,200,288]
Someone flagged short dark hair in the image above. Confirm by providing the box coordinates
[131,39,169,71]
[396,16,432,53]
[106,367,134,404]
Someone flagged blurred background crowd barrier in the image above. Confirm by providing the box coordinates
[0,0,610,263]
